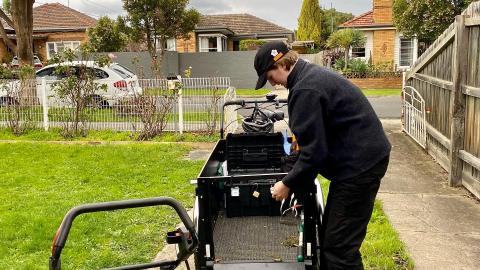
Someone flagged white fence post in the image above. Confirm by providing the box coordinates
[178,87,184,134]
[41,78,49,131]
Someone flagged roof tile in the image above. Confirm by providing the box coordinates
[32,3,96,31]
[340,11,374,27]
[197,14,292,35]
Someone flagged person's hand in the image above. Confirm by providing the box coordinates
[271,181,290,201]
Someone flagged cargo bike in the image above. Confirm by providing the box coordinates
[49,94,324,270]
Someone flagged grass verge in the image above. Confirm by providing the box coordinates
[0,128,219,142]
[0,107,220,123]
[144,88,271,97]
[362,89,401,97]
[0,142,204,270]
[235,88,271,96]
[319,178,413,269]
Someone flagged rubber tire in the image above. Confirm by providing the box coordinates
[87,95,109,109]
[194,250,204,270]
[0,96,18,107]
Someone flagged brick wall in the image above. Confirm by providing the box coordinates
[372,30,395,65]
[34,39,47,62]
[373,0,393,24]
[0,31,88,63]
[40,31,89,60]
[0,42,10,63]
[227,40,234,51]
[176,33,196,53]
[349,77,402,89]
[46,32,88,43]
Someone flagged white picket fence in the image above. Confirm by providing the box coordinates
[0,77,237,133]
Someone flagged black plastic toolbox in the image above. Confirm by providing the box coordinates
[225,132,285,174]
[225,180,282,217]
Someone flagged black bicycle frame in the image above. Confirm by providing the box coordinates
[220,98,288,138]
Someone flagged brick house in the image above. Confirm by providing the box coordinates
[169,14,294,53]
[339,0,418,71]
[0,3,96,63]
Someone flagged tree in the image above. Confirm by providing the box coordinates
[87,16,129,52]
[320,8,354,46]
[326,28,365,69]
[49,46,110,138]
[122,0,199,77]
[393,0,473,44]
[0,0,34,65]
[297,0,323,46]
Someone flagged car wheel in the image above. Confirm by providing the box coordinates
[86,95,109,109]
[0,96,18,107]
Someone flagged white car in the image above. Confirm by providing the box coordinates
[0,61,142,107]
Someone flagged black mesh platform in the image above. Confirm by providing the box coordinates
[213,212,299,263]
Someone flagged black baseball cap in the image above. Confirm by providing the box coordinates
[254,41,290,90]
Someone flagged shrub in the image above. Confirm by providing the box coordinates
[49,46,110,138]
[0,65,14,79]
[239,39,267,51]
[333,57,346,70]
[349,58,369,74]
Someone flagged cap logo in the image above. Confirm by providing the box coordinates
[273,52,284,61]
[271,50,278,57]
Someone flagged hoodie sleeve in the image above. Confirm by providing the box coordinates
[282,89,328,189]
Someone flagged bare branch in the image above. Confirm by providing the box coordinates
[0,8,14,28]
[0,20,16,51]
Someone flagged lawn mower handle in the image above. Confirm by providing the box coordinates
[49,197,196,270]
[220,98,288,138]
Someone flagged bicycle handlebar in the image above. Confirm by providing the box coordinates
[220,98,288,138]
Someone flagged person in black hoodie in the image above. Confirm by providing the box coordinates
[255,41,391,269]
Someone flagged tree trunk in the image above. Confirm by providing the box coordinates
[11,0,34,66]
[11,0,35,103]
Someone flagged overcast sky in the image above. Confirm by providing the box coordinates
[35,0,372,30]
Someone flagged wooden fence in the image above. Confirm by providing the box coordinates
[405,1,480,199]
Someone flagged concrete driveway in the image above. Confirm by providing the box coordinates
[380,120,480,269]
[368,96,401,118]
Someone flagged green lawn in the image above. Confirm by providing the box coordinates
[0,142,412,270]
[319,178,413,269]
[144,88,271,97]
[144,88,226,96]
[0,142,204,270]
[0,107,220,123]
[235,88,271,96]
[0,128,219,142]
[362,89,401,97]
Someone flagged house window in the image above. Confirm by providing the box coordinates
[46,41,81,59]
[198,35,226,52]
[352,47,366,58]
[400,38,413,66]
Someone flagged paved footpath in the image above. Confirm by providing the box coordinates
[380,119,480,270]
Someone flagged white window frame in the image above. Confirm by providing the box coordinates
[46,41,81,59]
[198,34,227,52]
[399,37,414,68]
[351,47,366,59]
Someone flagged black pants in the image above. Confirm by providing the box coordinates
[319,156,389,270]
